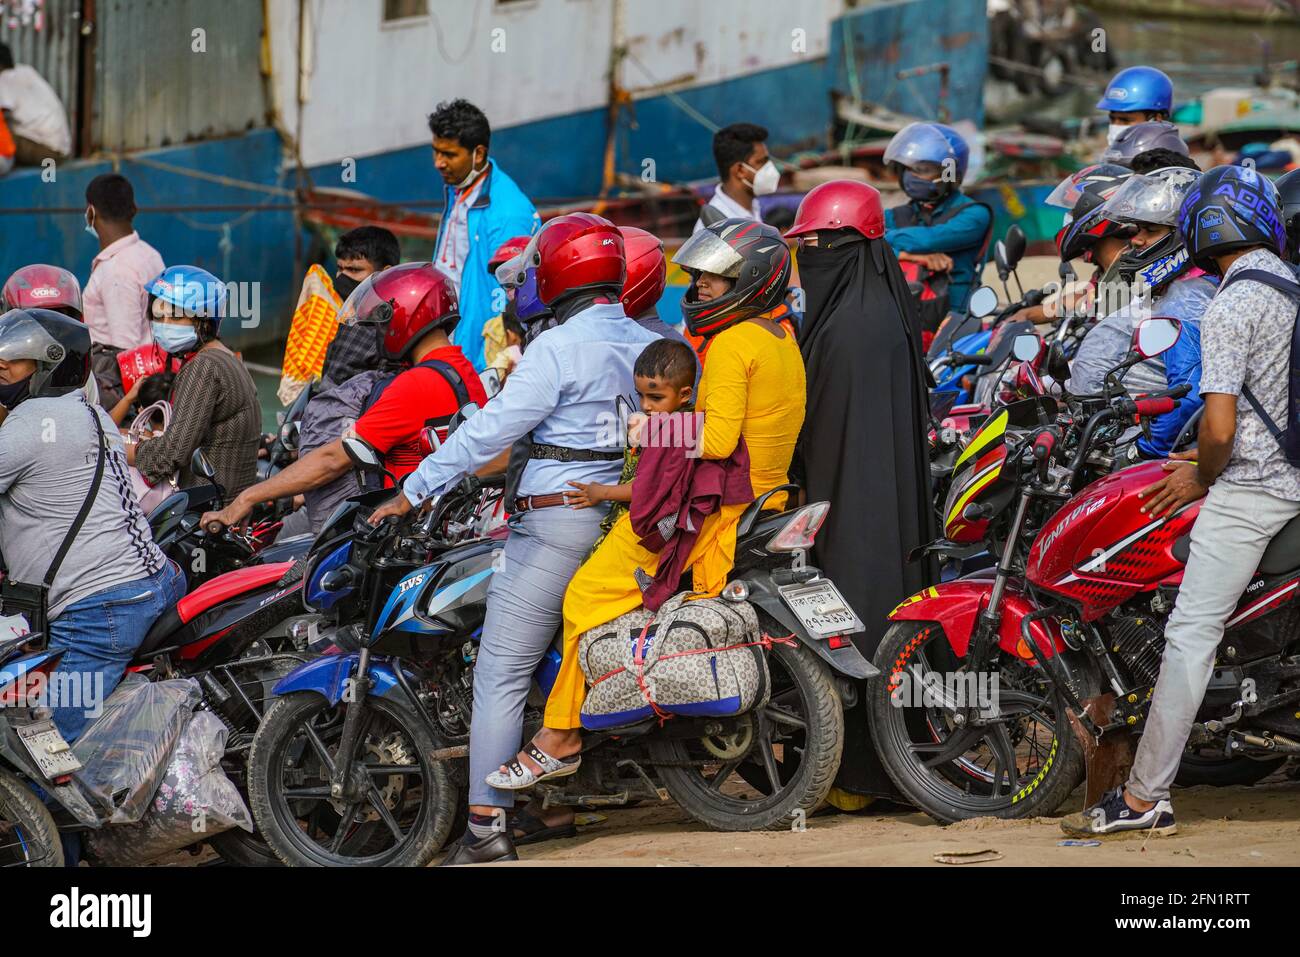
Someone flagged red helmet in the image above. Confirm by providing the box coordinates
[337,262,459,361]
[618,227,666,318]
[533,212,625,306]
[488,235,533,274]
[2,265,84,320]
[784,180,885,240]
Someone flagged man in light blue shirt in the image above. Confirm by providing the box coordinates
[370,214,659,865]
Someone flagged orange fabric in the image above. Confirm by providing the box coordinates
[0,112,14,159]
[278,265,342,404]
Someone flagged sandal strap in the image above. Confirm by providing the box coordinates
[525,742,568,773]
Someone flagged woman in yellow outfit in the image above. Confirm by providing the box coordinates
[485,218,806,794]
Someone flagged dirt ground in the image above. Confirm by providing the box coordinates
[504,772,1300,868]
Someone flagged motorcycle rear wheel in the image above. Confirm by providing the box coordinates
[249,691,455,867]
[647,639,843,832]
[869,621,1088,824]
[0,767,63,867]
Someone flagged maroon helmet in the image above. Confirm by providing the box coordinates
[2,265,84,320]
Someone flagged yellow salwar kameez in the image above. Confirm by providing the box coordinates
[544,318,807,729]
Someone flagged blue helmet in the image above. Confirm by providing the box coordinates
[147,265,228,332]
[513,267,548,323]
[1096,66,1173,114]
[884,122,958,172]
[931,123,971,182]
[1177,164,1287,272]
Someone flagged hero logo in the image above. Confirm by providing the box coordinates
[398,573,425,595]
[1038,494,1110,557]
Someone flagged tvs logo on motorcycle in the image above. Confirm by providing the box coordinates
[398,573,425,595]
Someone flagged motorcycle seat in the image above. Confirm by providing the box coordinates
[1172,514,1300,577]
[135,562,294,659]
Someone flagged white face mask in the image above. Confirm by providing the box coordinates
[1106,123,1128,146]
[744,159,780,196]
[453,152,486,190]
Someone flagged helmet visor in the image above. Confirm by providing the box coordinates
[671,229,745,279]
[883,123,957,171]
[0,310,64,365]
[495,229,545,289]
[1100,168,1200,227]
[337,274,393,327]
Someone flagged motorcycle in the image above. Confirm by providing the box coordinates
[867,316,1239,823]
[245,439,873,866]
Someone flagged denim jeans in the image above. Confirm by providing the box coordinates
[45,561,186,742]
[469,505,607,807]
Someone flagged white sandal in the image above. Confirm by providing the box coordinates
[485,741,582,791]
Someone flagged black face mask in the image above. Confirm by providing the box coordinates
[0,377,31,411]
[334,274,361,301]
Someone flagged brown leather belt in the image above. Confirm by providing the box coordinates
[513,493,570,512]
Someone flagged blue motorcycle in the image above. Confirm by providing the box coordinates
[247,443,874,866]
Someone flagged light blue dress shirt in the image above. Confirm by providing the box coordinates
[403,301,661,505]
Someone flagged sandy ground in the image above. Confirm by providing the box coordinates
[502,771,1300,867]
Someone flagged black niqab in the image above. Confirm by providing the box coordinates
[795,232,938,796]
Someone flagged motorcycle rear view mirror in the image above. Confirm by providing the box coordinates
[190,448,217,483]
[993,240,1009,277]
[967,285,999,319]
[1012,334,1041,362]
[1135,317,1181,360]
[1004,225,1027,269]
[447,402,481,436]
[342,437,383,473]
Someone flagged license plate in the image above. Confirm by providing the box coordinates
[16,719,81,779]
[777,580,863,638]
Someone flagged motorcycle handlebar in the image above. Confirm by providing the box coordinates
[1033,430,1057,461]
[1134,396,1177,417]
[951,352,994,367]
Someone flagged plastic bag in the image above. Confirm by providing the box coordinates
[71,674,200,825]
[84,711,252,865]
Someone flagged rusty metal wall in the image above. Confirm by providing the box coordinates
[0,0,84,147]
[93,0,268,153]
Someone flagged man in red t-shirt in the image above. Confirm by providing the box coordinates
[203,263,486,531]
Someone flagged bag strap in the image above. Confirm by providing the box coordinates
[1220,269,1300,445]
[45,403,108,588]
[411,357,472,415]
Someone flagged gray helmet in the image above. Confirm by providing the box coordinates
[0,308,92,402]
[1102,120,1189,168]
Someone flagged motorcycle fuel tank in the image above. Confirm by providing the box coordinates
[1026,461,1199,620]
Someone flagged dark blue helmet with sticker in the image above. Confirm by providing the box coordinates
[1177,165,1287,272]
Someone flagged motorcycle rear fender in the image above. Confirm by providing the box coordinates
[270,652,405,705]
[889,577,1065,660]
[743,573,879,680]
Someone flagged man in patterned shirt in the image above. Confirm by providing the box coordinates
[1064,166,1298,837]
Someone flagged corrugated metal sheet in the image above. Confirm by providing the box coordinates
[0,0,84,149]
[93,0,268,152]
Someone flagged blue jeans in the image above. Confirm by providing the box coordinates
[469,505,606,807]
[45,561,186,742]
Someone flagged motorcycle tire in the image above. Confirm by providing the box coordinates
[868,621,1089,824]
[1175,751,1285,789]
[0,767,63,867]
[207,827,284,867]
[249,691,455,867]
[648,639,843,832]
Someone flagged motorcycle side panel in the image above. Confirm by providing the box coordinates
[271,652,402,705]
[889,578,1065,659]
[1026,461,1199,621]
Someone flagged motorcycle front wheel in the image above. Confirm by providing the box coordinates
[647,639,843,832]
[0,767,63,867]
[868,621,1089,824]
[248,691,455,866]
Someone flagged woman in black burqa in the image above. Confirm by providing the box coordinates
[786,180,938,796]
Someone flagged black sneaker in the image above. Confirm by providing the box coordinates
[1060,787,1176,838]
[438,830,519,866]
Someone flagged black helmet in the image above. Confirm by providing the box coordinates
[1176,165,1287,273]
[1047,164,1135,261]
[1277,167,1300,263]
[1101,120,1189,168]
[672,219,791,338]
[0,308,92,405]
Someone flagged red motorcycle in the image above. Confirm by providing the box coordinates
[870,317,1296,823]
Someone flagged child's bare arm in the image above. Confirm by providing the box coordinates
[564,481,632,509]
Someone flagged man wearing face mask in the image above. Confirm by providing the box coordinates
[429,99,539,372]
[883,122,992,323]
[81,173,165,408]
[692,123,778,233]
[318,226,402,388]
[1096,65,1175,155]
